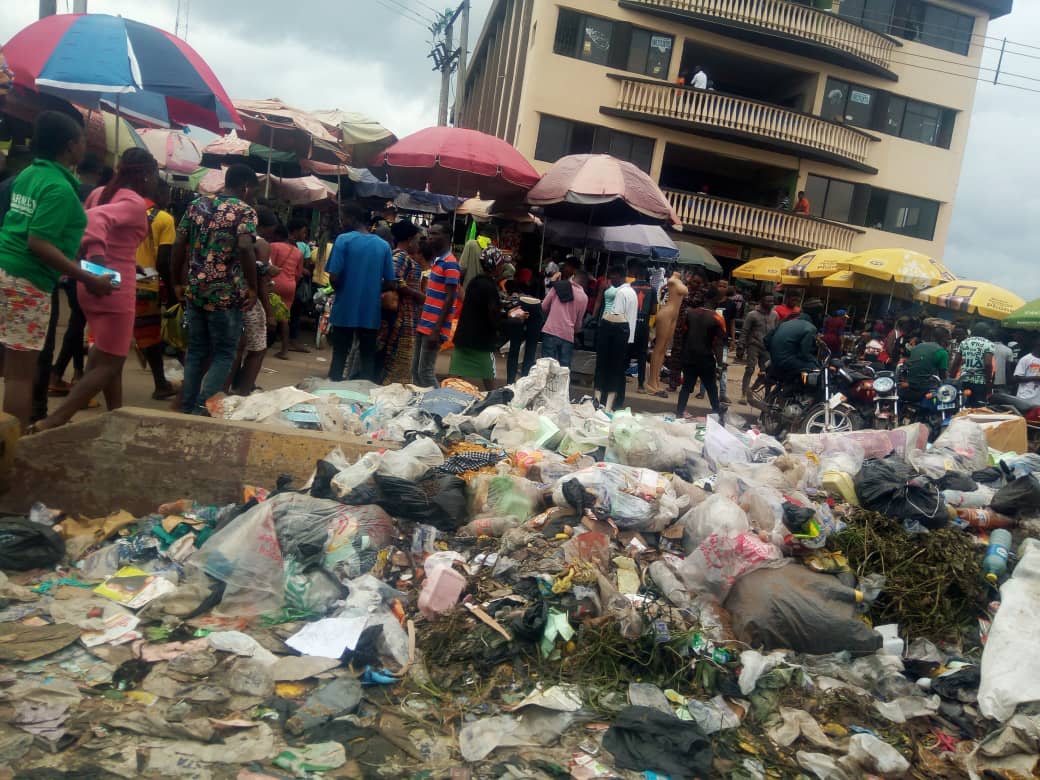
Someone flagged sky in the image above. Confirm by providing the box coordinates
[1,0,1038,296]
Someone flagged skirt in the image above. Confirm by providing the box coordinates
[449,346,494,380]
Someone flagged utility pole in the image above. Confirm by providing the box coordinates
[72,0,88,12]
[430,2,465,127]
[39,0,57,18]
[438,20,453,127]
[454,0,470,126]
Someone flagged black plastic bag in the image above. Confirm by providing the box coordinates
[855,458,947,530]
[939,472,978,492]
[782,502,816,533]
[603,706,712,780]
[972,466,1006,487]
[724,563,883,656]
[0,517,65,571]
[374,474,468,531]
[309,458,341,500]
[992,474,1040,516]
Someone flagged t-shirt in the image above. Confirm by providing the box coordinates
[631,280,655,323]
[773,303,800,322]
[611,283,639,344]
[956,336,994,385]
[0,159,86,293]
[1015,352,1040,403]
[176,195,257,311]
[692,70,708,89]
[326,230,395,330]
[993,342,1014,386]
[453,273,501,352]
[135,206,175,294]
[418,252,461,341]
[682,306,723,363]
[907,341,949,391]
[269,241,304,303]
[541,279,589,343]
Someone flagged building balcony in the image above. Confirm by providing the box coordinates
[604,75,878,173]
[664,188,863,252]
[621,0,899,80]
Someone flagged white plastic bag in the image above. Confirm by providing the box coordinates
[932,418,990,473]
[552,463,680,532]
[331,452,382,497]
[703,417,750,467]
[378,436,444,481]
[680,494,749,554]
[979,539,1040,722]
[509,358,571,412]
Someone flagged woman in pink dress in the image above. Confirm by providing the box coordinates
[267,223,304,360]
[36,148,157,430]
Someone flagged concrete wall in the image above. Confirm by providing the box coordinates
[1,408,389,517]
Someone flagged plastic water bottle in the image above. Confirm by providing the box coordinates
[982,529,1014,585]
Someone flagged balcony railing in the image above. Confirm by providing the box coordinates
[610,76,875,169]
[664,188,862,252]
[625,0,897,74]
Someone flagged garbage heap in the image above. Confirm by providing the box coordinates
[3,359,1040,779]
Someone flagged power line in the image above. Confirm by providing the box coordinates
[414,0,444,17]
[383,0,436,27]
[372,0,432,29]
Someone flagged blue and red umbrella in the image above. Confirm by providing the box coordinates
[3,13,240,132]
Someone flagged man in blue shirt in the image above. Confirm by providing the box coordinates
[325,202,395,382]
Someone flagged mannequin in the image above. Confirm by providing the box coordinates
[644,272,688,396]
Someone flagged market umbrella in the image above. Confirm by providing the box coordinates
[457,198,541,224]
[675,241,723,273]
[917,281,1025,321]
[1004,299,1040,330]
[526,154,678,226]
[780,249,852,285]
[233,98,348,165]
[79,108,145,166]
[545,221,678,259]
[310,108,397,165]
[370,126,540,200]
[841,248,956,288]
[732,256,792,282]
[3,13,241,132]
[137,128,203,174]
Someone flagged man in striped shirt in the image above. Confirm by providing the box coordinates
[412,221,460,387]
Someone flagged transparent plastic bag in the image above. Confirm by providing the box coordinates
[704,417,751,467]
[323,504,397,582]
[378,436,444,481]
[331,452,383,497]
[606,414,704,473]
[680,494,750,554]
[932,418,990,473]
[680,531,784,602]
[739,486,787,544]
[552,463,680,532]
[468,471,544,522]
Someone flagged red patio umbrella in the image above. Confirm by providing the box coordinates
[369,127,540,200]
[526,154,679,226]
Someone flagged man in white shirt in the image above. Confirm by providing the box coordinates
[692,65,708,90]
[1012,338,1040,406]
[991,333,1015,391]
[595,264,638,412]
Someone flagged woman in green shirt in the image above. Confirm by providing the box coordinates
[0,111,114,431]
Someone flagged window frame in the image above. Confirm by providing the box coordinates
[805,174,941,240]
[838,0,975,56]
[534,114,655,172]
[553,7,673,78]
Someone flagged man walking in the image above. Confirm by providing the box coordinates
[173,164,260,415]
[741,294,778,402]
[540,256,588,368]
[325,202,396,383]
[413,221,461,387]
[677,286,725,419]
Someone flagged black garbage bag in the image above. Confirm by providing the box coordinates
[374,474,468,531]
[939,472,978,492]
[992,474,1040,516]
[972,466,1006,487]
[0,517,65,571]
[855,457,947,530]
[782,502,817,534]
[724,563,883,656]
[309,458,342,500]
[603,706,712,780]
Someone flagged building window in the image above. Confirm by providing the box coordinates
[838,0,974,56]
[535,114,654,172]
[553,8,673,78]
[805,174,940,240]
[822,77,956,149]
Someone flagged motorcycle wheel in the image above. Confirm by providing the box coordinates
[802,403,859,435]
[759,390,786,437]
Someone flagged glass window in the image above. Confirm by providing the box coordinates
[553,9,581,57]
[839,0,974,56]
[901,101,942,145]
[805,175,830,219]
[884,95,907,136]
[580,16,613,65]
[865,188,940,239]
[920,5,974,56]
[845,86,876,128]
[534,115,571,163]
[823,180,855,223]
[536,115,653,171]
[645,33,673,79]
[821,79,848,123]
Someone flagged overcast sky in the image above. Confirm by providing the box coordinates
[2,0,1038,297]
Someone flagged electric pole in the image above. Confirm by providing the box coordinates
[454,0,470,126]
[39,0,57,18]
[430,2,465,127]
[438,19,453,127]
[73,0,88,12]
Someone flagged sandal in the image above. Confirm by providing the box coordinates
[48,380,71,397]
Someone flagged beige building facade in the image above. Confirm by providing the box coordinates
[460,0,1012,263]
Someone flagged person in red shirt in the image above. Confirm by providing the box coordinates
[794,191,811,214]
[773,293,802,322]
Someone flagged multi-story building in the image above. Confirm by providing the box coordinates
[459,0,1012,265]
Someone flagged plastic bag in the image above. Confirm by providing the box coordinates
[284,561,343,614]
[605,414,703,473]
[374,473,468,531]
[330,452,383,497]
[680,531,784,602]
[680,495,749,554]
[787,434,865,477]
[724,563,884,655]
[739,486,787,544]
[855,458,947,530]
[703,417,750,468]
[932,418,991,473]
[161,303,188,352]
[509,358,571,412]
[191,501,285,615]
[0,518,65,571]
[378,436,444,482]
[991,474,1040,516]
[273,493,361,569]
[323,505,397,582]
[492,410,553,450]
[552,464,681,532]
[468,472,543,522]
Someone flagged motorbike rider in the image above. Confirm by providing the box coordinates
[903,324,950,400]
[765,297,824,383]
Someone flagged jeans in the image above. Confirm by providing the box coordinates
[506,301,542,384]
[181,305,243,414]
[541,333,574,368]
[631,321,650,387]
[330,326,377,382]
[678,355,720,417]
[595,320,630,409]
[31,288,61,422]
[412,333,440,388]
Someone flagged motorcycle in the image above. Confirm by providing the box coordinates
[896,368,966,439]
[755,348,864,436]
[989,391,1040,452]
[870,369,902,429]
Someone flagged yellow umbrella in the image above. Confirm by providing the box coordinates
[821,270,901,295]
[841,248,956,288]
[780,249,853,286]
[732,256,792,282]
[916,280,1025,321]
